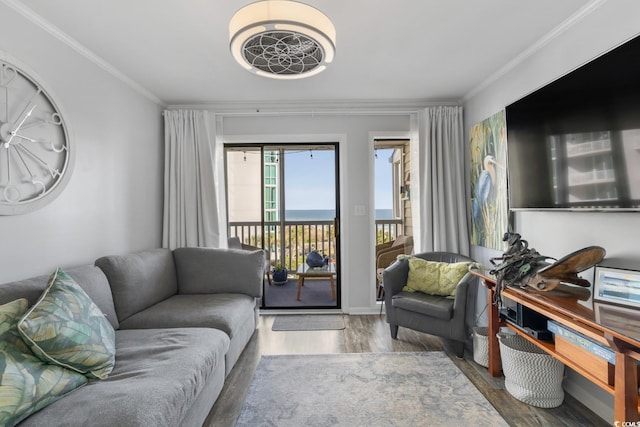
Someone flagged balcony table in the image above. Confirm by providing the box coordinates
[296,263,336,301]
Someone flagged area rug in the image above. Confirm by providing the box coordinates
[235,352,507,426]
[272,314,345,331]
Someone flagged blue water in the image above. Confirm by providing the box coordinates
[285,209,393,220]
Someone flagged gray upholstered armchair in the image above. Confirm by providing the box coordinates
[383,251,478,357]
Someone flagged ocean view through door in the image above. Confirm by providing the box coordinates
[225,143,340,310]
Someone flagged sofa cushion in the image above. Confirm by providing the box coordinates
[173,247,264,297]
[95,249,178,322]
[118,293,256,338]
[403,258,471,297]
[391,291,454,320]
[0,266,119,330]
[18,269,116,379]
[0,276,48,306]
[0,299,88,426]
[17,328,229,427]
[66,266,119,330]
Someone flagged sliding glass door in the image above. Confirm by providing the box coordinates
[225,143,340,309]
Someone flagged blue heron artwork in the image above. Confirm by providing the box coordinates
[469,111,508,250]
[472,154,499,224]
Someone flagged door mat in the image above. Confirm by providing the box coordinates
[271,314,345,331]
[235,352,508,426]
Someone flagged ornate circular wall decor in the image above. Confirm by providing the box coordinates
[0,54,73,215]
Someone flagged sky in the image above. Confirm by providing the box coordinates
[284,147,393,211]
[284,149,335,210]
[374,149,394,210]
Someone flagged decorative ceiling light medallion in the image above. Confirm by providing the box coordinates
[229,1,336,79]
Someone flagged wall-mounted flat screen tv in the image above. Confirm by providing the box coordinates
[505,34,640,211]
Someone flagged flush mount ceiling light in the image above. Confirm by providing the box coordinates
[229,0,336,79]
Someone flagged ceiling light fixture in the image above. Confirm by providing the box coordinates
[229,0,336,80]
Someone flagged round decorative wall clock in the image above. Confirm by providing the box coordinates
[0,54,73,215]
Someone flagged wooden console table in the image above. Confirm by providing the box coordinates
[470,268,640,423]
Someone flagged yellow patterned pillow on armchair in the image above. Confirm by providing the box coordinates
[403,258,471,297]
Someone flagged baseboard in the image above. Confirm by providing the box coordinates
[260,309,344,316]
[259,307,383,315]
[346,306,385,315]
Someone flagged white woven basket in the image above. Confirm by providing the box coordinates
[498,333,565,408]
[472,327,489,368]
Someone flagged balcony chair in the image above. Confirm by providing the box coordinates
[383,251,478,357]
[376,235,414,299]
[228,237,272,286]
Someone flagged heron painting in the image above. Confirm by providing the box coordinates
[469,110,509,250]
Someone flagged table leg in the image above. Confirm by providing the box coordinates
[487,284,502,377]
[296,276,304,301]
[614,348,640,423]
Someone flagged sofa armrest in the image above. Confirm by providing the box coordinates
[173,247,264,298]
[448,272,478,341]
[451,273,472,316]
[382,258,410,297]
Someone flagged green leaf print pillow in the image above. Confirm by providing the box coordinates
[0,298,87,426]
[18,268,116,379]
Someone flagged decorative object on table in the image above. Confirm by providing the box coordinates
[489,232,605,305]
[489,233,551,304]
[0,55,74,215]
[272,265,288,285]
[498,333,565,408]
[236,352,508,426]
[305,250,327,268]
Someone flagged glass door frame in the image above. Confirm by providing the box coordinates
[224,141,341,310]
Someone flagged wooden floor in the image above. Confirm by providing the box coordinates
[205,314,609,427]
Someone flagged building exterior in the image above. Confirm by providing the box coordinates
[226,149,279,223]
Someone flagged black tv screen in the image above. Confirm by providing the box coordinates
[505,34,640,211]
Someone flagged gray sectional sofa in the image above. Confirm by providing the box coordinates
[0,247,264,426]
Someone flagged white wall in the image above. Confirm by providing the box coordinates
[463,1,640,421]
[221,113,411,313]
[0,4,164,283]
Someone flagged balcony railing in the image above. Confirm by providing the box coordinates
[229,219,403,271]
[230,220,334,272]
[375,219,403,245]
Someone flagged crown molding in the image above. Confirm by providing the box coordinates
[463,0,607,101]
[1,0,165,106]
[166,98,461,116]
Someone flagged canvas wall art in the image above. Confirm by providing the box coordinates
[469,110,509,250]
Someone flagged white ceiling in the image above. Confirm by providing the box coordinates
[11,0,594,106]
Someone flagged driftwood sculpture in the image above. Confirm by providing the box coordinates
[489,232,605,305]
